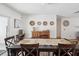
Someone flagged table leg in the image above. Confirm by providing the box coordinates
[10,49,16,56]
[48,52,50,56]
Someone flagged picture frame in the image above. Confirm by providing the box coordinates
[14,19,22,28]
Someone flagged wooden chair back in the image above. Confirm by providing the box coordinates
[4,36,15,56]
[16,34,25,42]
[58,43,76,56]
[20,43,39,56]
[5,36,15,47]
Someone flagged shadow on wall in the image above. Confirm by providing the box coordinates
[76,32,79,39]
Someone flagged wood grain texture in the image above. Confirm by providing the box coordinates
[32,31,50,39]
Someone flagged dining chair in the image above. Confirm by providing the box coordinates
[16,34,25,42]
[58,43,76,56]
[20,43,39,56]
[4,36,15,56]
[5,36,22,56]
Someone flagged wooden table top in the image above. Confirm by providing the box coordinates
[17,38,75,46]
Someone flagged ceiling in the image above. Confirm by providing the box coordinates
[4,3,79,17]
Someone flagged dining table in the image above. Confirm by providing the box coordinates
[7,38,79,56]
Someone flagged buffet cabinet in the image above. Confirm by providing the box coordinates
[32,31,50,39]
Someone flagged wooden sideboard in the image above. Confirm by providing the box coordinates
[32,31,50,39]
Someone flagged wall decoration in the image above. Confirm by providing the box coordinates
[29,21,35,26]
[50,21,54,25]
[43,21,47,26]
[14,19,22,28]
[37,21,41,25]
[63,20,69,27]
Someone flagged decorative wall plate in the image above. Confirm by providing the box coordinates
[50,21,54,25]
[37,21,41,25]
[43,21,47,25]
[29,21,35,26]
[63,20,69,27]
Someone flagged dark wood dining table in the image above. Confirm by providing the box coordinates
[7,38,79,56]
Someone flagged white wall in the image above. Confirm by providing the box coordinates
[7,18,24,36]
[0,4,24,50]
[0,4,23,36]
[0,16,8,50]
[13,12,79,39]
[23,15,57,38]
[24,14,79,39]
[1,3,78,39]
[61,17,79,39]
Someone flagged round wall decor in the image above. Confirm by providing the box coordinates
[29,21,35,26]
[37,21,41,25]
[63,20,69,27]
[50,21,54,25]
[43,21,47,26]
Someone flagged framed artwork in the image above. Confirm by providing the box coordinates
[37,21,41,25]
[50,21,54,25]
[14,19,22,28]
[63,20,69,27]
[29,21,35,26]
[43,21,47,26]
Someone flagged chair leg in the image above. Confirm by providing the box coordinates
[58,49,60,56]
[52,52,55,56]
[48,52,50,56]
[7,48,10,56]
